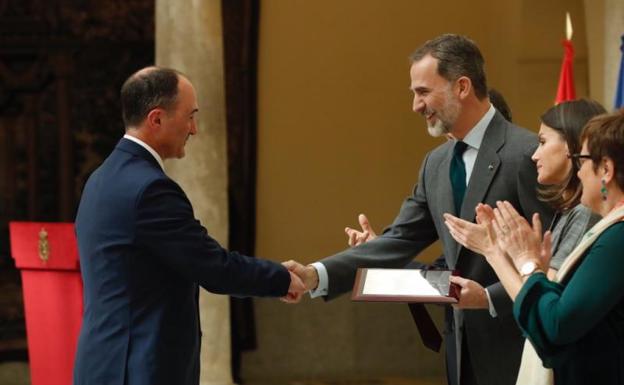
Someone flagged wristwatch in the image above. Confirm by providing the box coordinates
[519,261,540,277]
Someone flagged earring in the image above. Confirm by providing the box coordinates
[601,179,608,201]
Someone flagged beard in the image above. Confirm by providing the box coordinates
[425,88,461,137]
[427,118,449,137]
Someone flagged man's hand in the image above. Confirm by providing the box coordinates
[281,260,320,303]
[449,276,489,309]
[474,203,495,226]
[281,271,306,303]
[443,213,494,256]
[345,214,377,246]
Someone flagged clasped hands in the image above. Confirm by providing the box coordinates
[443,201,552,275]
[280,261,319,303]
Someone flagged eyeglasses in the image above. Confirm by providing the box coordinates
[568,153,592,169]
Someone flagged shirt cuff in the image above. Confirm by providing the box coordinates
[485,288,498,318]
[308,262,329,298]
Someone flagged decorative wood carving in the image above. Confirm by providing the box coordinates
[0,0,154,361]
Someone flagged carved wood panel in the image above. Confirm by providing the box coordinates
[0,0,154,360]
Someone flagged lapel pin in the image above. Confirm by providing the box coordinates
[488,164,494,171]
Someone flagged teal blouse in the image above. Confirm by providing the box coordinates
[514,222,624,385]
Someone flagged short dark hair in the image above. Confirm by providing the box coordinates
[410,34,488,99]
[488,88,512,122]
[120,67,181,128]
[580,109,624,192]
[537,99,607,210]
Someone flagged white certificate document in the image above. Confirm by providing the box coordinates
[362,269,441,296]
[352,268,458,303]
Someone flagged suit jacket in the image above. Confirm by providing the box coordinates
[320,112,553,385]
[73,139,290,385]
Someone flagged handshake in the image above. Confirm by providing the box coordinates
[280,260,318,303]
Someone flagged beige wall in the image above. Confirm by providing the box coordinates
[245,0,594,382]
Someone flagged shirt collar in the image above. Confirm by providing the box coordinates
[461,104,495,150]
[123,134,165,171]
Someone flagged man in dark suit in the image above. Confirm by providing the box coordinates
[73,67,305,385]
[285,34,553,385]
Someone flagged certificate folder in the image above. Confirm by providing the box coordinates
[351,268,459,303]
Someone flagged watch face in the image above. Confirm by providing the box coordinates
[521,261,537,276]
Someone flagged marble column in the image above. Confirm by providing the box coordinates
[155,1,234,385]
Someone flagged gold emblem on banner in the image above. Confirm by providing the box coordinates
[38,228,50,264]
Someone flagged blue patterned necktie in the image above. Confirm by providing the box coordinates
[450,141,468,214]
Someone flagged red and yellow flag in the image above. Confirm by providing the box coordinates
[555,13,576,104]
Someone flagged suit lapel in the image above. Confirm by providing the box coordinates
[459,114,506,220]
[440,145,457,218]
[452,114,505,262]
[439,143,462,263]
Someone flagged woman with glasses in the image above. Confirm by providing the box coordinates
[454,110,624,384]
[444,99,605,384]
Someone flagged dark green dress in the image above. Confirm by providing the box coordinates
[514,222,624,385]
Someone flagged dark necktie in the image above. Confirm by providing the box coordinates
[450,141,468,214]
[407,142,467,352]
[408,303,443,352]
